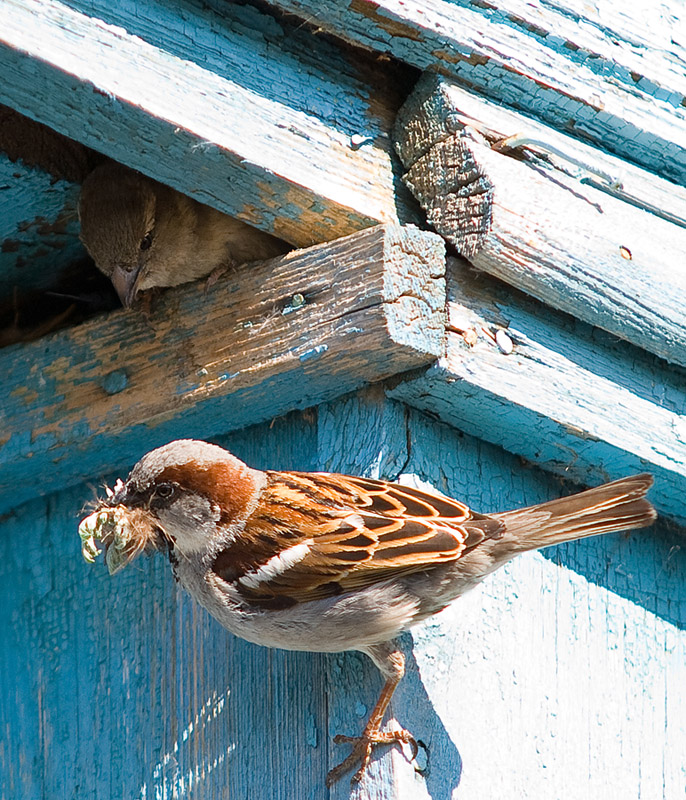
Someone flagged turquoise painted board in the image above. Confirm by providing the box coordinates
[267,0,686,184]
[1,392,683,798]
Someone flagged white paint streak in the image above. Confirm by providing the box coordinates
[140,690,232,800]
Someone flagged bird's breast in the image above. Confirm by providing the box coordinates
[175,557,419,653]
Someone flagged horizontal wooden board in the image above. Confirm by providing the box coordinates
[268,0,686,184]
[388,257,686,526]
[0,224,445,513]
[0,0,418,249]
[394,74,686,370]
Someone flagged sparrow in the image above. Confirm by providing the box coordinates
[78,163,286,307]
[79,439,656,785]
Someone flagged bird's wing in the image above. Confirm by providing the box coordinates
[211,471,504,607]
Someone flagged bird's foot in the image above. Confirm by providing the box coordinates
[326,726,418,786]
[135,288,160,319]
[204,259,236,293]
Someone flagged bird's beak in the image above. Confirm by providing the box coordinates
[111,263,144,308]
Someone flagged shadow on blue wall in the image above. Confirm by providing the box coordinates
[399,640,463,798]
[543,514,685,631]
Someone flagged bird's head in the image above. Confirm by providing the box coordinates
[79,163,159,307]
[79,440,264,573]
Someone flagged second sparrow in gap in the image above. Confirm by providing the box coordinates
[79,163,286,307]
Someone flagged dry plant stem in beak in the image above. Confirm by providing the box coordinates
[78,478,151,574]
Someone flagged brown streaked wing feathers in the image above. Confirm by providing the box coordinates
[213,471,505,606]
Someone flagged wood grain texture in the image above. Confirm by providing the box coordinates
[0,0,419,249]
[0,224,445,514]
[267,0,686,184]
[1,393,683,798]
[395,73,686,232]
[394,74,686,369]
[388,257,686,526]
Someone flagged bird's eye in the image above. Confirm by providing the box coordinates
[156,483,175,499]
[139,231,154,251]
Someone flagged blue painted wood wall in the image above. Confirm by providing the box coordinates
[1,0,685,797]
[1,390,684,798]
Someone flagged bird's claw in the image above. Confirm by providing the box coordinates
[326,727,418,786]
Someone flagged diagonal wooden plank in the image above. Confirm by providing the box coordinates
[394,74,686,369]
[267,0,686,184]
[388,257,686,525]
[0,224,445,513]
[0,0,418,249]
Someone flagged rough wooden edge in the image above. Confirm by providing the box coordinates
[393,75,686,369]
[266,0,686,184]
[388,257,686,525]
[395,74,686,229]
[0,0,418,249]
[0,224,445,513]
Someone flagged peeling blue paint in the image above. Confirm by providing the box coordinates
[270,0,686,184]
[299,344,327,362]
[0,155,84,296]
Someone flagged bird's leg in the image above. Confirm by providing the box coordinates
[326,648,418,787]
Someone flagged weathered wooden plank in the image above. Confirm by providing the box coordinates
[393,74,686,369]
[388,257,686,525]
[0,105,102,297]
[267,0,686,184]
[0,153,84,296]
[0,0,418,249]
[395,73,686,231]
[0,224,445,514]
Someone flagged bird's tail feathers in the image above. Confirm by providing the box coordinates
[493,474,656,551]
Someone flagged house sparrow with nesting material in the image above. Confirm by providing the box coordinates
[78,163,286,307]
[79,440,655,785]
